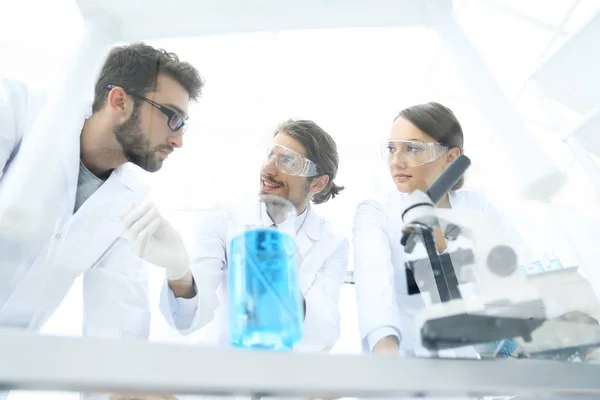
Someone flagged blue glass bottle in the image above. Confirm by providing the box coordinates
[546,250,564,271]
[228,227,304,350]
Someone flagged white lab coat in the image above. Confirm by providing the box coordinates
[0,79,150,339]
[353,189,531,357]
[160,203,349,352]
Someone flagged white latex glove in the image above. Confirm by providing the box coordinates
[122,201,190,280]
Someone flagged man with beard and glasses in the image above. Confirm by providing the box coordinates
[123,119,349,352]
[0,42,204,353]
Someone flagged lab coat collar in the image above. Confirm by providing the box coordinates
[295,205,309,233]
[58,104,90,204]
[259,202,316,237]
[258,203,321,258]
[301,204,321,241]
[113,164,145,192]
[294,204,322,260]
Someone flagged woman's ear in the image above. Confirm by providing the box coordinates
[445,147,461,165]
[310,174,330,194]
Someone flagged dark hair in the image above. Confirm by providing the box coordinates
[275,119,344,204]
[92,42,205,113]
[395,102,465,190]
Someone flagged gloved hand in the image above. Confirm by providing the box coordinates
[121,201,191,280]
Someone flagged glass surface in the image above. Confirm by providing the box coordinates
[1,0,600,398]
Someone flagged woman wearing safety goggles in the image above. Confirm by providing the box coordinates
[353,102,532,365]
[378,110,461,197]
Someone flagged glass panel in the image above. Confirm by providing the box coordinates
[1,1,600,399]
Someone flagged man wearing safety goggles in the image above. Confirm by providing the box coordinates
[124,119,349,352]
[259,140,328,210]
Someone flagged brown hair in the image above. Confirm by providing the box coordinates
[92,42,205,113]
[396,102,465,190]
[275,119,344,204]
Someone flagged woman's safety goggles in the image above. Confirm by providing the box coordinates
[261,143,319,177]
[381,140,448,167]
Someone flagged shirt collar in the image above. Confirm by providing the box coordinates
[260,202,310,234]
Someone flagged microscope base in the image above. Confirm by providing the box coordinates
[420,299,546,351]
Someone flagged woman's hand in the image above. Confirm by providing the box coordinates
[433,226,447,253]
[373,335,400,354]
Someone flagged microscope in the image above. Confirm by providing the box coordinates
[400,155,548,351]
[402,155,600,359]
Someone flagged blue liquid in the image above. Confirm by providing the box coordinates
[548,258,564,270]
[524,260,544,275]
[228,229,304,350]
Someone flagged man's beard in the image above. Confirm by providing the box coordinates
[290,179,312,209]
[259,175,312,209]
[114,107,160,172]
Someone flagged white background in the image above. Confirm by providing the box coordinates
[2,0,600,397]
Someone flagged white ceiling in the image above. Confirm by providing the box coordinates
[1,0,599,248]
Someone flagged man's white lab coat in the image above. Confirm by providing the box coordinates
[0,78,150,340]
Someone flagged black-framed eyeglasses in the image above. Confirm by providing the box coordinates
[106,84,188,134]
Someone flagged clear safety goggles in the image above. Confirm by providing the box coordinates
[261,143,319,177]
[381,140,448,167]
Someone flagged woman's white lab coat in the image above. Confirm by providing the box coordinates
[353,189,531,357]
[0,79,150,339]
[160,204,349,352]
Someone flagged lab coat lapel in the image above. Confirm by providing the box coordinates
[297,208,322,293]
[62,137,80,211]
[295,229,313,260]
[75,165,143,217]
[58,103,91,208]
[57,165,146,271]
